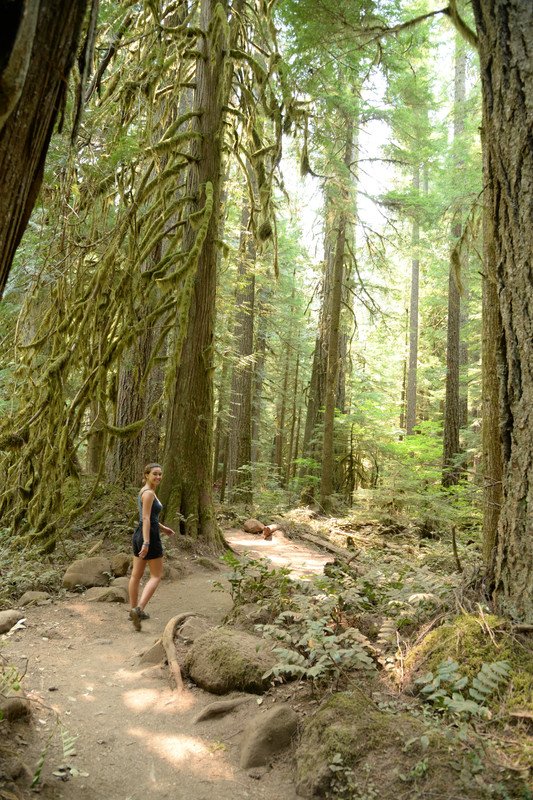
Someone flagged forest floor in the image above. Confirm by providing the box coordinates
[2,505,533,800]
[0,524,334,800]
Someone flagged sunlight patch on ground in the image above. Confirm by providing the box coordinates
[225,531,332,577]
[122,685,196,713]
[129,727,235,780]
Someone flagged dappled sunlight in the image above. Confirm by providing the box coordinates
[115,667,150,684]
[225,530,332,577]
[129,727,235,781]
[123,687,161,711]
[122,686,196,713]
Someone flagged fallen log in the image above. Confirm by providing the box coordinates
[297,531,357,561]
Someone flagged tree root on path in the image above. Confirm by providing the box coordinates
[161,611,197,692]
[193,696,253,723]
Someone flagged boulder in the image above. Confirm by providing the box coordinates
[18,591,50,606]
[240,704,298,768]
[111,576,130,590]
[162,563,185,581]
[186,627,276,695]
[295,692,483,799]
[110,553,131,577]
[177,616,213,643]
[85,586,128,603]
[140,639,166,665]
[243,518,264,533]
[0,610,24,634]
[62,557,112,590]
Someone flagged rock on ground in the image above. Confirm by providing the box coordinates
[85,586,128,603]
[185,626,277,695]
[177,616,213,643]
[240,704,298,768]
[62,557,112,590]
[0,609,24,634]
[295,691,500,799]
[243,518,264,533]
[18,591,50,606]
[110,552,131,576]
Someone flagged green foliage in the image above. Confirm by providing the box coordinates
[215,551,293,611]
[261,600,377,686]
[0,655,21,707]
[415,658,511,719]
[31,719,79,788]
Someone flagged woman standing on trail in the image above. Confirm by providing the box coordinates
[128,463,175,631]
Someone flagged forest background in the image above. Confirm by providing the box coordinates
[0,0,532,628]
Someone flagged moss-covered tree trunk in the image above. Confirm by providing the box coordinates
[472,0,533,618]
[0,0,89,297]
[159,0,241,545]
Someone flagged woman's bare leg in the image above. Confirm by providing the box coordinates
[138,557,163,611]
[129,556,147,609]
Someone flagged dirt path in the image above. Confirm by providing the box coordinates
[4,533,332,800]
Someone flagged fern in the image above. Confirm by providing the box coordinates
[469,661,511,702]
[31,719,79,787]
[415,659,511,719]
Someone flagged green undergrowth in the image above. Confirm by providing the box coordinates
[0,478,136,608]
[407,612,533,716]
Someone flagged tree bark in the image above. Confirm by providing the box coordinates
[160,0,241,545]
[405,165,420,436]
[0,0,89,297]
[251,284,270,466]
[319,116,353,511]
[472,0,533,618]
[442,35,467,487]
[227,196,256,504]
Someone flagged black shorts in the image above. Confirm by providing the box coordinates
[132,522,164,560]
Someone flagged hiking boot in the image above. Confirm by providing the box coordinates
[138,609,150,620]
[129,606,142,631]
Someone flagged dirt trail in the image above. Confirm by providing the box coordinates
[4,532,332,800]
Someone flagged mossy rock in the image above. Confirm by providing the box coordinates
[296,691,514,799]
[185,626,277,695]
[406,613,533,714]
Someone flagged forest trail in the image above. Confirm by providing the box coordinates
[5,531,333,800]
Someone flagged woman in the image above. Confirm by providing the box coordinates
[128,462,175,631]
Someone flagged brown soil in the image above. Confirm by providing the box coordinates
[2,531,332,800]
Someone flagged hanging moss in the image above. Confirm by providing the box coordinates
[0,0,284,549]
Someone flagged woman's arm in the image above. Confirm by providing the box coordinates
[160,523,176,537]
[139,490,155,557]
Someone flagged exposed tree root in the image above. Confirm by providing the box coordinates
[193,695,253,723]
[161,611,196,691]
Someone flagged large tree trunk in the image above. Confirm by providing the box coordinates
[251,284,269,466]
[299,196,337,501]
[227,196,256,504]
[319,116,353,511]
[472,0,533,619]
[442,36,467,487]
[0,0,89,297]
[159,0,240,545]
[405,165,420,436]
